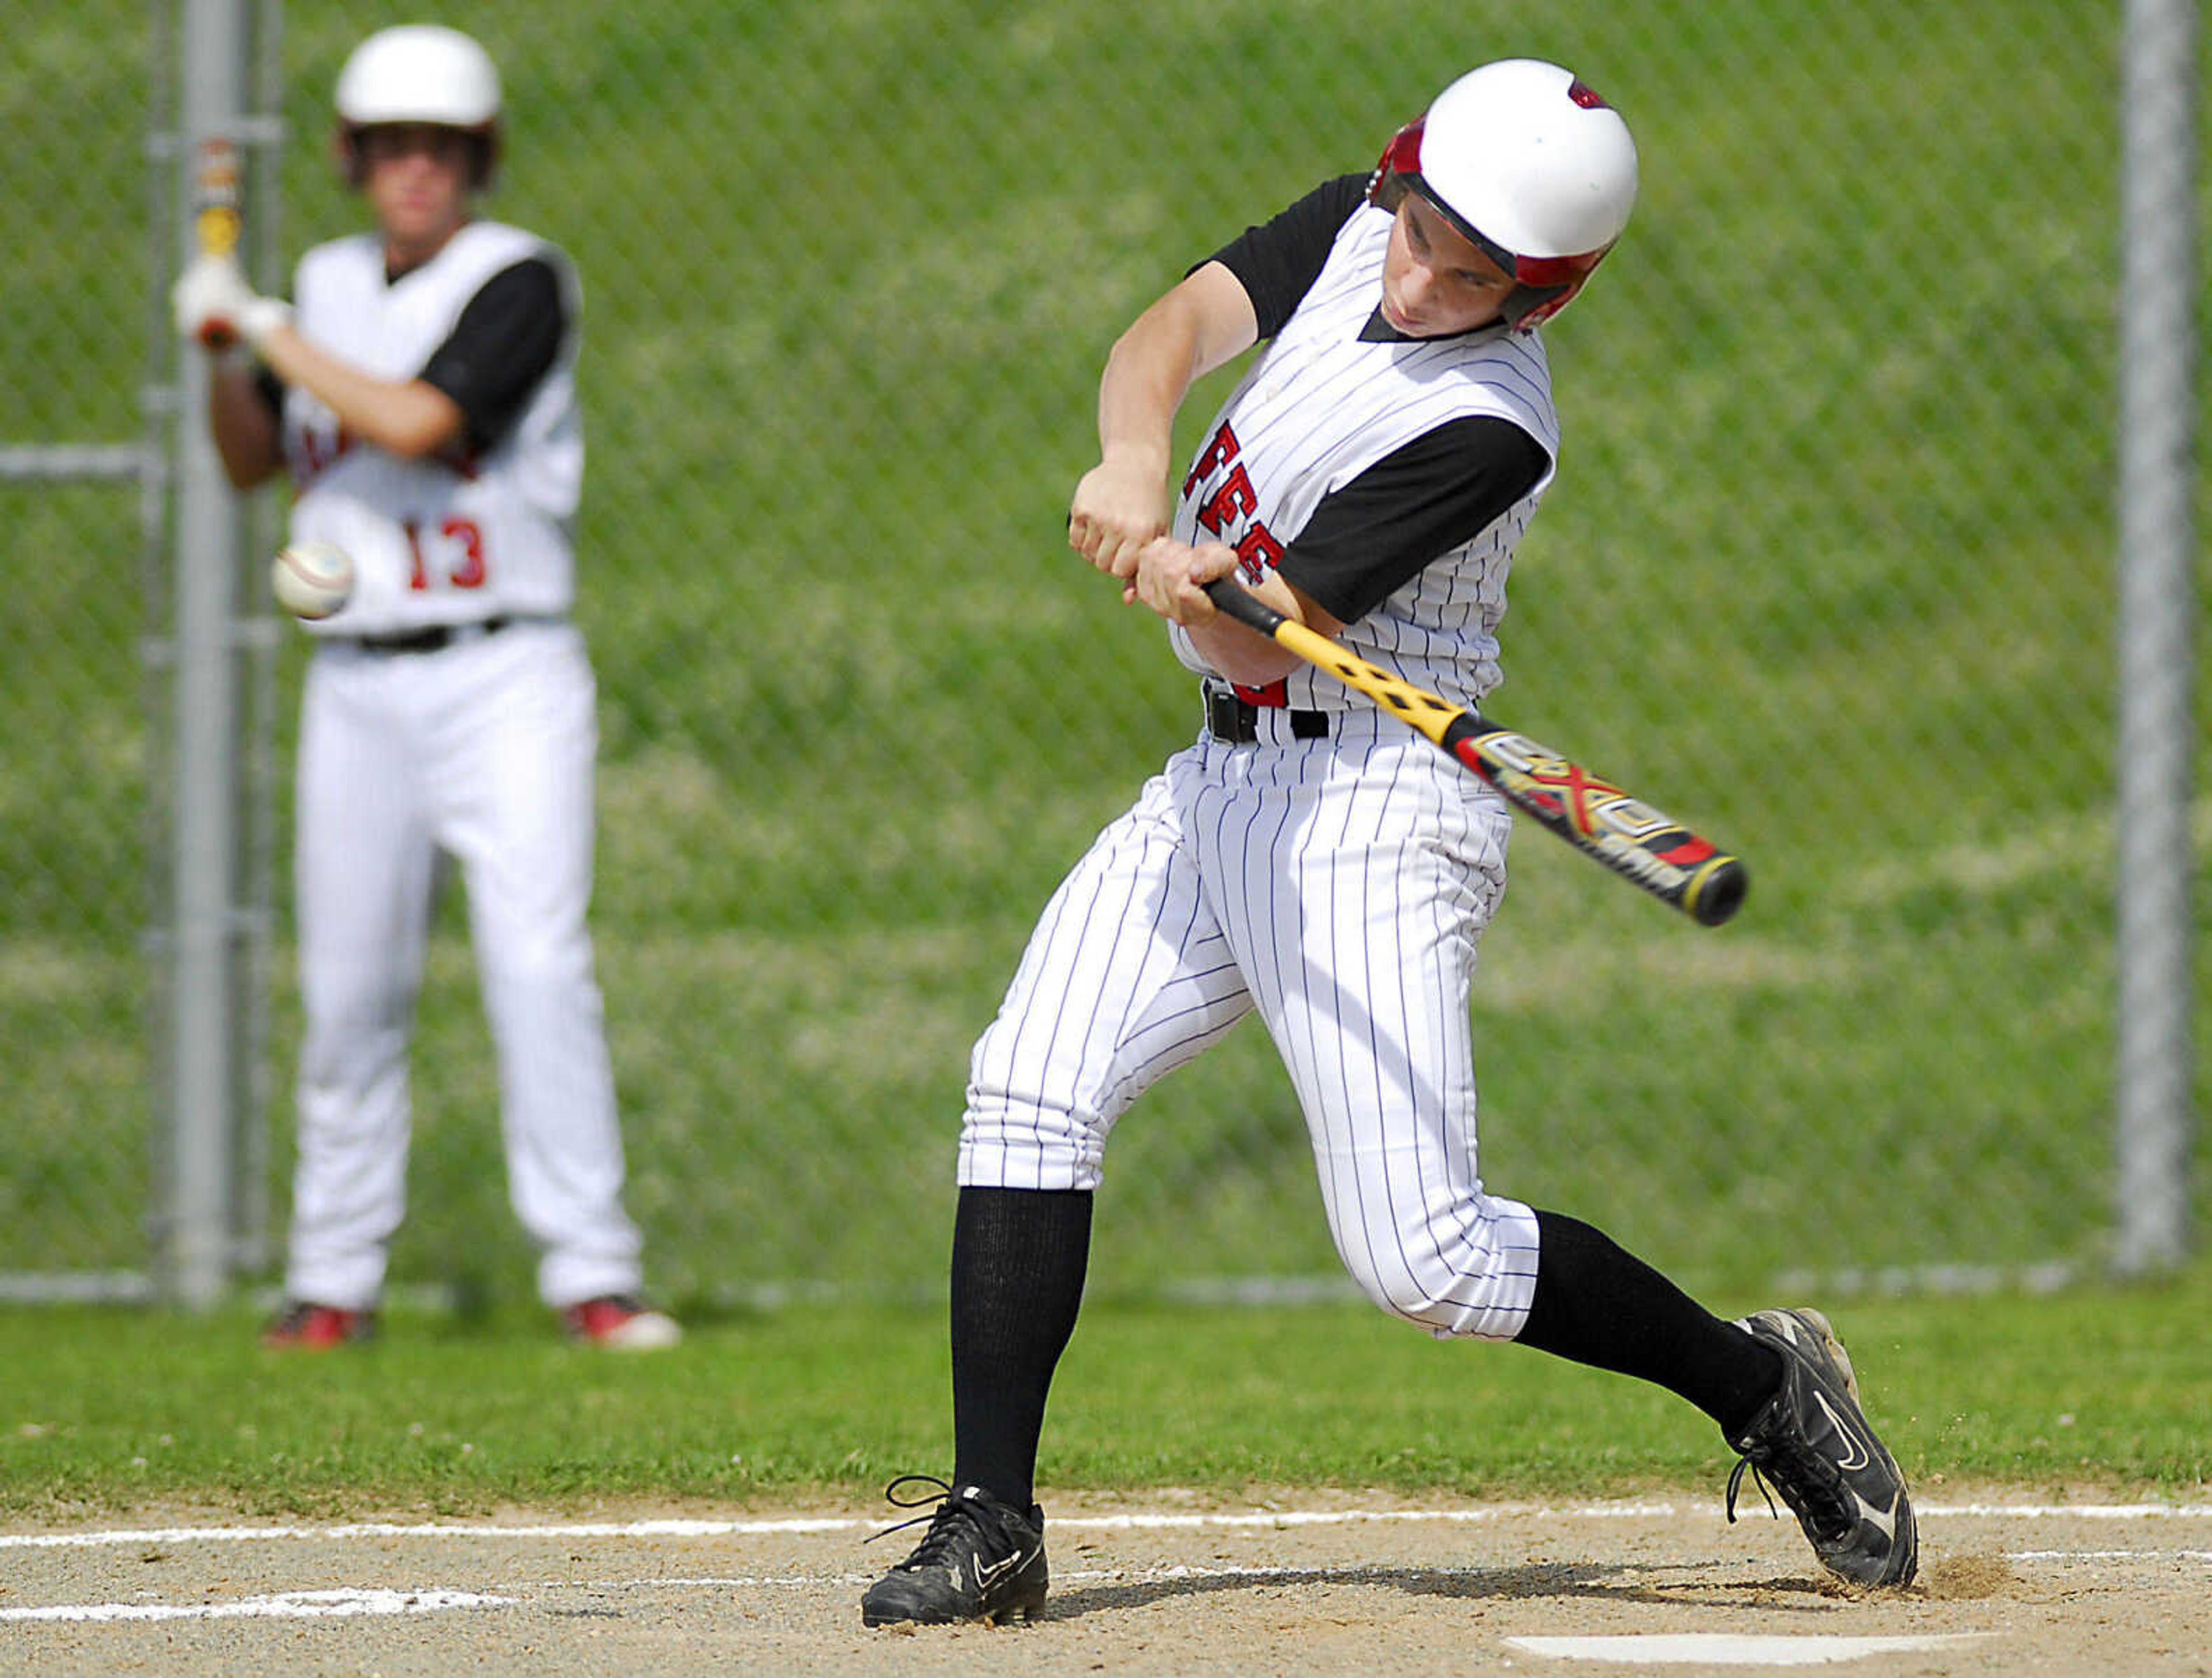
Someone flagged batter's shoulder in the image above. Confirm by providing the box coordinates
[1311,171,1374,225]
[470,222,579,297]
[1209,173,1376,340]
[452,219,569,269]
[293,230,384,288]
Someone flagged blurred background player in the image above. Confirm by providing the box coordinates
[859,59,1913,1626]
[171,24,677,1351]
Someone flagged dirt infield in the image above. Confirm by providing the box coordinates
[5,1488,2207,1675]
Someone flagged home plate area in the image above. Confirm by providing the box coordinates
[3,1496,2206,1674]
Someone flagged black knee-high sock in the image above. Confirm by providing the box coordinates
[1515,1210,1783,1439]
[948,1185,1093,1510]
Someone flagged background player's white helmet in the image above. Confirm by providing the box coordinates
[1369,59,1638,332]
[335,25,503,188]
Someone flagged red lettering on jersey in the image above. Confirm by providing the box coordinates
[1195,465,1257,536]
[402,514,490,591]
[1181,421,1240,498]
[441,516,487,588]
[294,423,358,487]
[1233,525,1283,579]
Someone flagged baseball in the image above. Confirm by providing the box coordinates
[272,539,354,620]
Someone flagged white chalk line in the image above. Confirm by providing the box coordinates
[5,1501,2208,1552]
[1505,1632,1989,1666]
[1,1588,516,1624]
[9,1503,2203,1556]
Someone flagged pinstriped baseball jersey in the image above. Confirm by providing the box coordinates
[1169,201,1557,707]
[283,221,584,634]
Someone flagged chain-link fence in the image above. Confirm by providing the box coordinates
[2,1,2203,1309]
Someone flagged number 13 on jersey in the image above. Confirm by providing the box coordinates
[404,514,487,590]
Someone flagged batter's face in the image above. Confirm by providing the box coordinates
[1380,194,1518,336]
[358,124,475,267]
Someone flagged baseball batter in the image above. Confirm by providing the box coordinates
[171,25,677,1351]
[862,60,1914,1626]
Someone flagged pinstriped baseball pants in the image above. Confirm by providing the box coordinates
[958,703,1543,1342]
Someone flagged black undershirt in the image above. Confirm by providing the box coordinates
[256,253,567,454]
[1198,176,1550,623]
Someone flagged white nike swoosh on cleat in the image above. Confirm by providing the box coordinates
[974,1547,1034,1590]
[1810,1391,1873,1472]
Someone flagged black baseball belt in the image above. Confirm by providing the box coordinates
[1202,680,1331,743]
[337,614,565,654]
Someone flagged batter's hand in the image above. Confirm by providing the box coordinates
[1067,457,1169,584]
[172,253,292,352]
[1131,536,1240,626]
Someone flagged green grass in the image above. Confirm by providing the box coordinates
[5,1264,2208,1520]
[3,1,2208,1304]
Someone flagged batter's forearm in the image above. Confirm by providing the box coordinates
[1153,550,1332,687]
[1095,319,1197,476]
[1097,263,1261,467]
[1075,266,1265,591]
[257,324,465,459]
[1189,564,1309,685]
[1190,618,1304,687]
[1075,285,1239,576]
[208,359,283,489]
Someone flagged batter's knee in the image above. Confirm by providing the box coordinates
[956,1093,1106,1192]
[1333,1195,1541,1343]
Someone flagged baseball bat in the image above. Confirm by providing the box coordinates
[1202,577,1748,926]
[191,136,244,347]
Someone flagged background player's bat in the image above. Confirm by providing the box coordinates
[1202,577,1748,926]
[189,136,244,347]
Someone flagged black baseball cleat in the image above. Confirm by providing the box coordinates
[860,1475,1049,1626]
[1725,1307,1918,1588]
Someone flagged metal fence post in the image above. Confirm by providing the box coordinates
[165,0,255,1308]
[2114,0,2199,1275]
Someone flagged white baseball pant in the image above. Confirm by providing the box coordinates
[285,619,645,1311]
[958,700,1543,1340]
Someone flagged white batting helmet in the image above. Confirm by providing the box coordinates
[335,25,502,187]
[1369,59,1639,332]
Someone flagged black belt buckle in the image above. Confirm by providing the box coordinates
[1205,683,1328,744]
[1206,685,1257,743]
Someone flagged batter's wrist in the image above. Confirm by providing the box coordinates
[1098,438,1172,478]
[237,296,294,351]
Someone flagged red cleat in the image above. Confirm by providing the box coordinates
[262,1300,377,1349]
[561,1294,683,1350]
